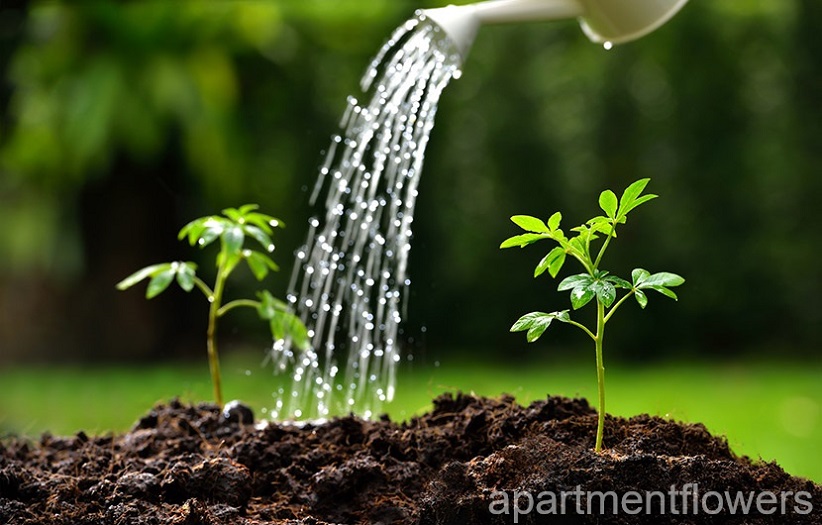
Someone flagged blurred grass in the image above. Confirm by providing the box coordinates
[1,352,819,483]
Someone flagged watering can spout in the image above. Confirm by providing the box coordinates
[422,0,689,60]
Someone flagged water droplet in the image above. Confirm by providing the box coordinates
[603,41,613,51]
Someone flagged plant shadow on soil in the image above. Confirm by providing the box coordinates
[1,393,819,524]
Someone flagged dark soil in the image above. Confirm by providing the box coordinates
[1,393,819,524]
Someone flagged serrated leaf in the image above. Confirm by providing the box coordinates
[632,268,651,286]
[500,233,547,249]
[570,287,595,310]
[635,289,648,309]
[511,215,549,233]
[534,247,565,278]
[599,189,618,218]
[146,268,175,299]
[116,263,170,290]
[547,212,562,231]
[558,273,593,291]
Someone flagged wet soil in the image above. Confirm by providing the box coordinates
[1,393,819,524]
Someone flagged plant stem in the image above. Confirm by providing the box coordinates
[603,289,635,324]
[218,299,260,317]
[593,223,617,270]
[207,268,228,408]
[594,299,606,453]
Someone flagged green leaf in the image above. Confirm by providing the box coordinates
[500,233,547,249]
[146,268,175,299]
[588,216,615,237]
[222,225,244,256]
[646,285,679,301]
[175,262,197,292]
[258,290,309,350]
[245,211,283,233]
[635,289,648,309]
[511,215,549,233]
[178,218,208,245]
[510,311,569,343]
[617,178,657,219]
[558,273,594,291]
[604,275,632,289]
[593,280,617,308]
[243,224,274,253]
[257,290,288,319]
[570,287,596,310]
[632,268,651,286]
[534,246,566,278]
[634,271,684,301]
[245,251,280,281]
[599,190,618,219]
[640,272,685,288]
[547,212,562,231]
[116,263,170,290]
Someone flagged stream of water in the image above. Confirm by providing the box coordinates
[269,14,464,420]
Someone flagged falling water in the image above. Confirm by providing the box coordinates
[269,13,463,420]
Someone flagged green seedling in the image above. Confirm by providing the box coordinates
[501,178,684,453]
[117,204,308,407]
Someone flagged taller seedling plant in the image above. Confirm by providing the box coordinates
[501,179,684,452]
[117,205,308,407]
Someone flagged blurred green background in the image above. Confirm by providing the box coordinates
[0,1,820,481]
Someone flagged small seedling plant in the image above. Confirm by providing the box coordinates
[501,179,684,453]
[117,204,308,407]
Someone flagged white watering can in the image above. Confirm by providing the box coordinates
[423,0,689,58]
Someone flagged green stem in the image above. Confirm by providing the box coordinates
[193,277,214,299]
[567,319,597,341]
[218,299,260,317]
[594,299,606,453]
[207,268,227,408]
[603,289,635,324]
[593,223,616,270]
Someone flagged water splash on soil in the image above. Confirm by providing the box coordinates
[270,13,463,419]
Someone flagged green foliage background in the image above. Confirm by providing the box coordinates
[1,0,820,366]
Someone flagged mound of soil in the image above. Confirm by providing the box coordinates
[1,393,819,524]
